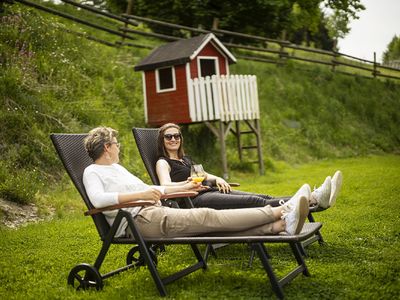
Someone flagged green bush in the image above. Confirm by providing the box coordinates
[0,161,43,204]
[0,4,147,204]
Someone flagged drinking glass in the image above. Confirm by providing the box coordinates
[190,164,206,183]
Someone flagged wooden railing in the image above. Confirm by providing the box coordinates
[188,75,260,122]
[11,0,400,81]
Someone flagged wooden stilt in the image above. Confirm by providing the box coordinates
[205,119,264,178]
[205,121,231,179]
[219,121,228,179]
[235,121,243,161]
[254,119,265,175]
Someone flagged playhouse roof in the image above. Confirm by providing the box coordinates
[134,33,236,71]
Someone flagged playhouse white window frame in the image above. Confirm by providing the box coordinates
[155,66,176,93]
[197,56,220,78]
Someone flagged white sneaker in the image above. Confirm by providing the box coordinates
[311,176,331,209]
[282,194,309,235]
[279,184,311,208]
[329,171,343,207]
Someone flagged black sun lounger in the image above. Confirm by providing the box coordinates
[50,133,322,299]
[132,127,325,255]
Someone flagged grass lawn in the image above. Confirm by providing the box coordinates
[0,155,399,299]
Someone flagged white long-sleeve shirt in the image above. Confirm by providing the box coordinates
[83,163,165,237]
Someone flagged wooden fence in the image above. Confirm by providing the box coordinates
[188,75,260,123]
[10,0,400,81]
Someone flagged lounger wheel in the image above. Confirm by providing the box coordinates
[126,246,158,266]
[150,243,165,253]
[67,263,103,291]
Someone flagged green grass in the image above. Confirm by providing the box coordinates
[1,155,399,299]
[1,4,399,299]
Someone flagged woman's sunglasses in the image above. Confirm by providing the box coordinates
[164,133,181,141]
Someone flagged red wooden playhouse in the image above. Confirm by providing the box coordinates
[134,33,264,177]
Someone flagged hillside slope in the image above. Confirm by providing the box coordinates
[233,61,400,162]
[1,4,399,205]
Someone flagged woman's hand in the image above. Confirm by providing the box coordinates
[216,177,231,194]
[183,181,208,192]
[140,188,162,204]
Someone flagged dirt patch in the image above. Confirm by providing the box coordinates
[0,198,53,229]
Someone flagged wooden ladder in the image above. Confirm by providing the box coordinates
[234,119,265,175]
[204,119,265,179]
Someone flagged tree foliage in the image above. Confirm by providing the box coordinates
[98,0,364,50]
[383,35,400,64]
[323,0,364,50]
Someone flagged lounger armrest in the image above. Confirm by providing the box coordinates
[161,191,198,199]
[84,192,198,216]
[84,201,153,216]
[204,179,240,187]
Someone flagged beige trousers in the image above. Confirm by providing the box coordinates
[133,205,276,238]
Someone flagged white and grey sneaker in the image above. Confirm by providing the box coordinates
[329,171,343,207]
[282,194,309,235]
[310,176,332,209]
[279,184,311,208]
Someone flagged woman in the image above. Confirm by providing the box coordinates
[156,123,342,210]
[83,126,310,238]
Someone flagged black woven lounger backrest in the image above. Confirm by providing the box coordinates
[132,127,160,185]
[50,133,110,239]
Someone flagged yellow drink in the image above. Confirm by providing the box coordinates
[192,176,205,183]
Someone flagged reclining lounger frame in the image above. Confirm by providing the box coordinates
[132,127,325,256]
[51,133,322,299]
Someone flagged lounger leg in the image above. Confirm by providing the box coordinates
[248,248,256,268]
[93,239,112,271]
[204,243,230,262]
[307,213,325,245]
[191,244,208,270]
[125,214,168,296]
[94,212,127,271]
[289,242,310,276]
[204,244,218,262]
[253,243,285,299]
[298,242,308,257]
[142,244,168,296]
[248,244,271,268]
[300,213,325,255]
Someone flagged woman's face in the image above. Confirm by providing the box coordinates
[163,127,181,155]
[106,137,120,164]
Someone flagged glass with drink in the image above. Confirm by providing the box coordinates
[190,164,206,183]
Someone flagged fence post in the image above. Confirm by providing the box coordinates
[373,52,377,78]
[332,51,338,72]
[119,0,134,47]
[278,43,286,66]
[212,17,219,30]
[278,30,287,66]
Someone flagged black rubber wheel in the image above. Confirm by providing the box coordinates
[67,263,103,291]
[150,243,165,254]
[126,246,144,266]
[126,246,158,266]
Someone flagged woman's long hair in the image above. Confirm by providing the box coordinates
[157,123,185,159]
